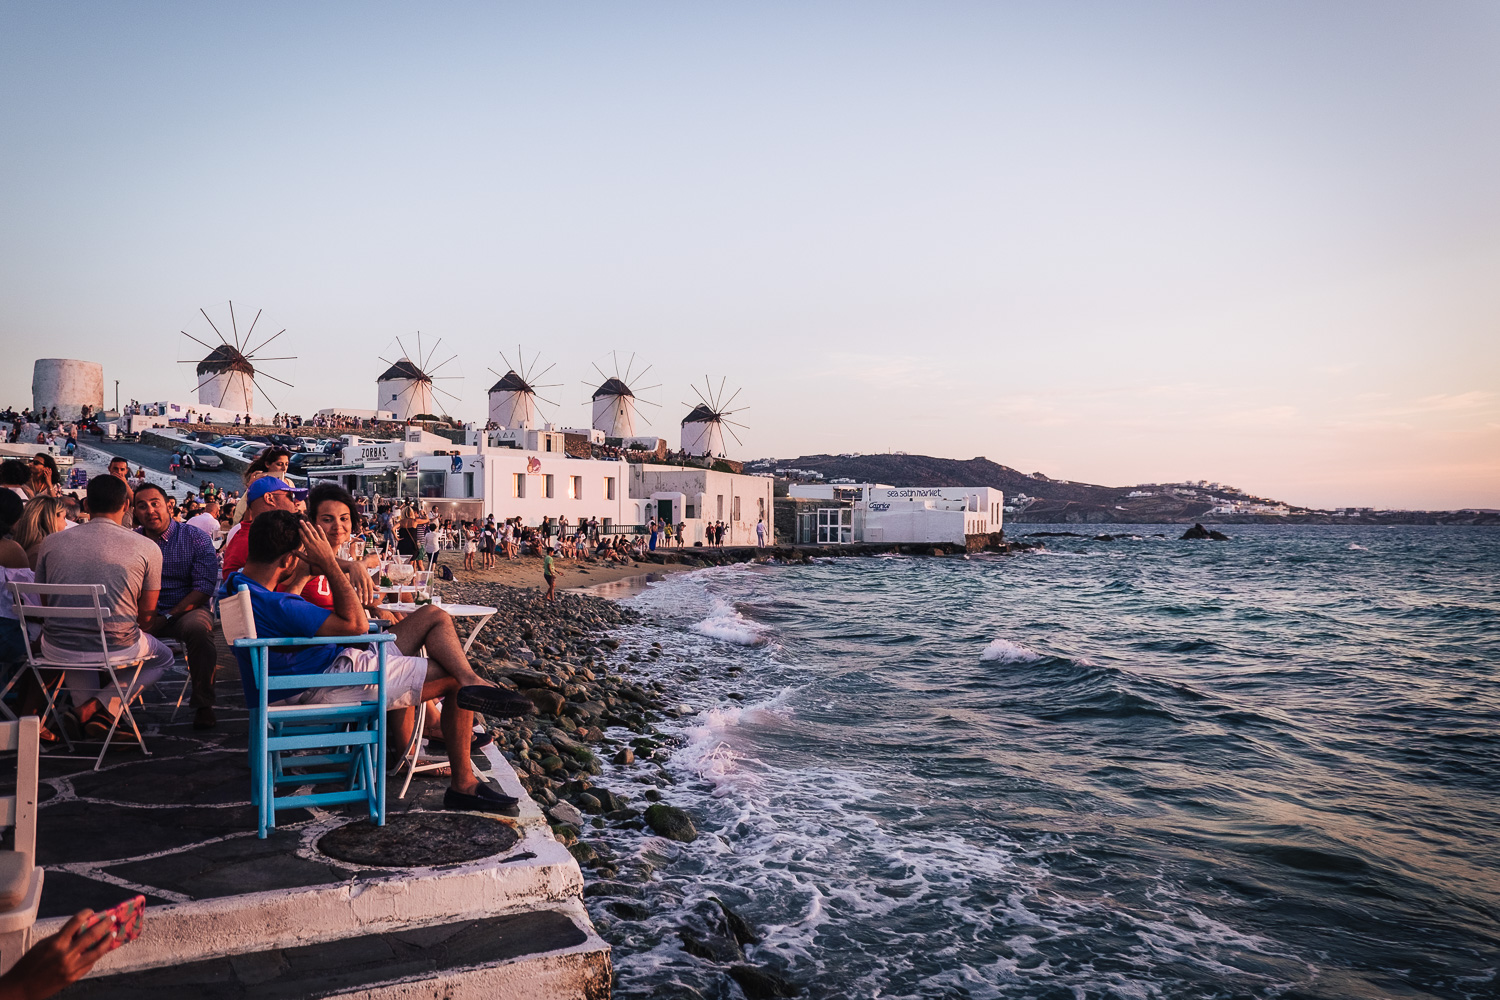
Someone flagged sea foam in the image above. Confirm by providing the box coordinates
[979,638,1045,663]
[691,601,767,646]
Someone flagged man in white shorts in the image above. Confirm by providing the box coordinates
[222,510,534,813]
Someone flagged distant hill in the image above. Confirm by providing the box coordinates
[773,453,1122,503]
[765,453,1498,525]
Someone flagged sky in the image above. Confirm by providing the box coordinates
[2,1,1497,510]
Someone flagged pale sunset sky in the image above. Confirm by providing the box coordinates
[2,2,1496,510]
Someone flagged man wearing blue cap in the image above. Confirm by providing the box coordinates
[221,477,305,581]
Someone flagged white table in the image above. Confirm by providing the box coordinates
[376,602,497,655]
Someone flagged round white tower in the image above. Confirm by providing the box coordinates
[377,358,437,421]
[680,404,727,457]
[487,370,537,429]
[591,377,638,439]
[195,345,255,414]
[32,359,104,420]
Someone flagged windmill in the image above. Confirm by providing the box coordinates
[585,351,660,440]
[487,345,561,429]
[681,376,748,458]
[179,301,296,417]
[376,333,460,422]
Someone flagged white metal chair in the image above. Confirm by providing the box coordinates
[0,717,44,973]
[7,583,152,769]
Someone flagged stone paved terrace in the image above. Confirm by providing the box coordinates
[12,638,611,998]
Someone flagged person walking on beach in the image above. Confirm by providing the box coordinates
[542,549,558,602]
[423,516,441,569]
[462,523,477,570]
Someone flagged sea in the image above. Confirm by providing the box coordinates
[585,525,1499,1000]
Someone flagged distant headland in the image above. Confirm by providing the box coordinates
[749,453,1498,526]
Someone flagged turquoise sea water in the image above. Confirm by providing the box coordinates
[589,526,1499,999]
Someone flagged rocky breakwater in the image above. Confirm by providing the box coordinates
[439,580,796,997]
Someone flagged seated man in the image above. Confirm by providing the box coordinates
[221,476,304,579]
[132,484,222,729]
[221,510,533,813]
[35,475,174,738]
[186,499,223,543]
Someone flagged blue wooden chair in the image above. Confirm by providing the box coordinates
[221,584,394,839]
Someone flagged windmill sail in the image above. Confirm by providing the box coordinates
[376,333,461,421]
[680,377,749,458]
[180,301,295,418]
[487,346,560,429]
[587,352,661,439]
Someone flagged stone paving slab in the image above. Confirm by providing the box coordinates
[60,905,591,998]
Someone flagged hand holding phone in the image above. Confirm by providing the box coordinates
[82,895,145,951]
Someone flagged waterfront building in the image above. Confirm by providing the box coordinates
[788,483,1003,544]
[306,424,773,541]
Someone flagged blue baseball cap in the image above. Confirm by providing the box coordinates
[246,476,307,503]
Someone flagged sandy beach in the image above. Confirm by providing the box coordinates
[428,547,696,594]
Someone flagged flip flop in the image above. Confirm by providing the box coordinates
[454,685,535,717]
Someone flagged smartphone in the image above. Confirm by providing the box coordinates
[83,895,145,950]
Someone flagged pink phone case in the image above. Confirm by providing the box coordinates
[86,895,145,950]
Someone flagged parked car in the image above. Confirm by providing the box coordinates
[189,431,224,445]
[176,445,224,471]
[266,434,305,451]
[236,442,271,460]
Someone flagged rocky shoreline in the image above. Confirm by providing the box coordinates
[438,579,799,998]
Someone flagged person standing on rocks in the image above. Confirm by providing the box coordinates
[756,517,765,547]
[542,549,558,602]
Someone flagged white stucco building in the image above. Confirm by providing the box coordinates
[628,463,775,546]
[306,427,774,541]
[789,483,1004,544]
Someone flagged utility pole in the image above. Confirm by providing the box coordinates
[114,380,120,414]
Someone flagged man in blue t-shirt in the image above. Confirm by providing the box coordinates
[222,510,534,814]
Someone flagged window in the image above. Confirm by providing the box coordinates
[685,503,695,519]
[544,437,553,452]
[732,496,740,521]
[604,477,616,500]
[544,474,554,499]
[464,472,474,497]
[716,494,724,519]
[512,473,525,498]
[570,476,582,500]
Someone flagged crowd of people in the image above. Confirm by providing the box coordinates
[1,447,531,809]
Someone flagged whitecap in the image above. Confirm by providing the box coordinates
[1348,543,1368,551]
[980,638,1045,663]
[690,600,768,646]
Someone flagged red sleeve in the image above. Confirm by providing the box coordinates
[221,525,249,580]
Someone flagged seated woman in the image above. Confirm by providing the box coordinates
[280,483,392,621]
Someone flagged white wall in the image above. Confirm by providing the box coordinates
[591,393,637,438]
[859,501,966,544]
[196,370,253,414]
[475,451,632,526]
[32,359,104,420]
[867,486,1004,535]
[631,464,775,545]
